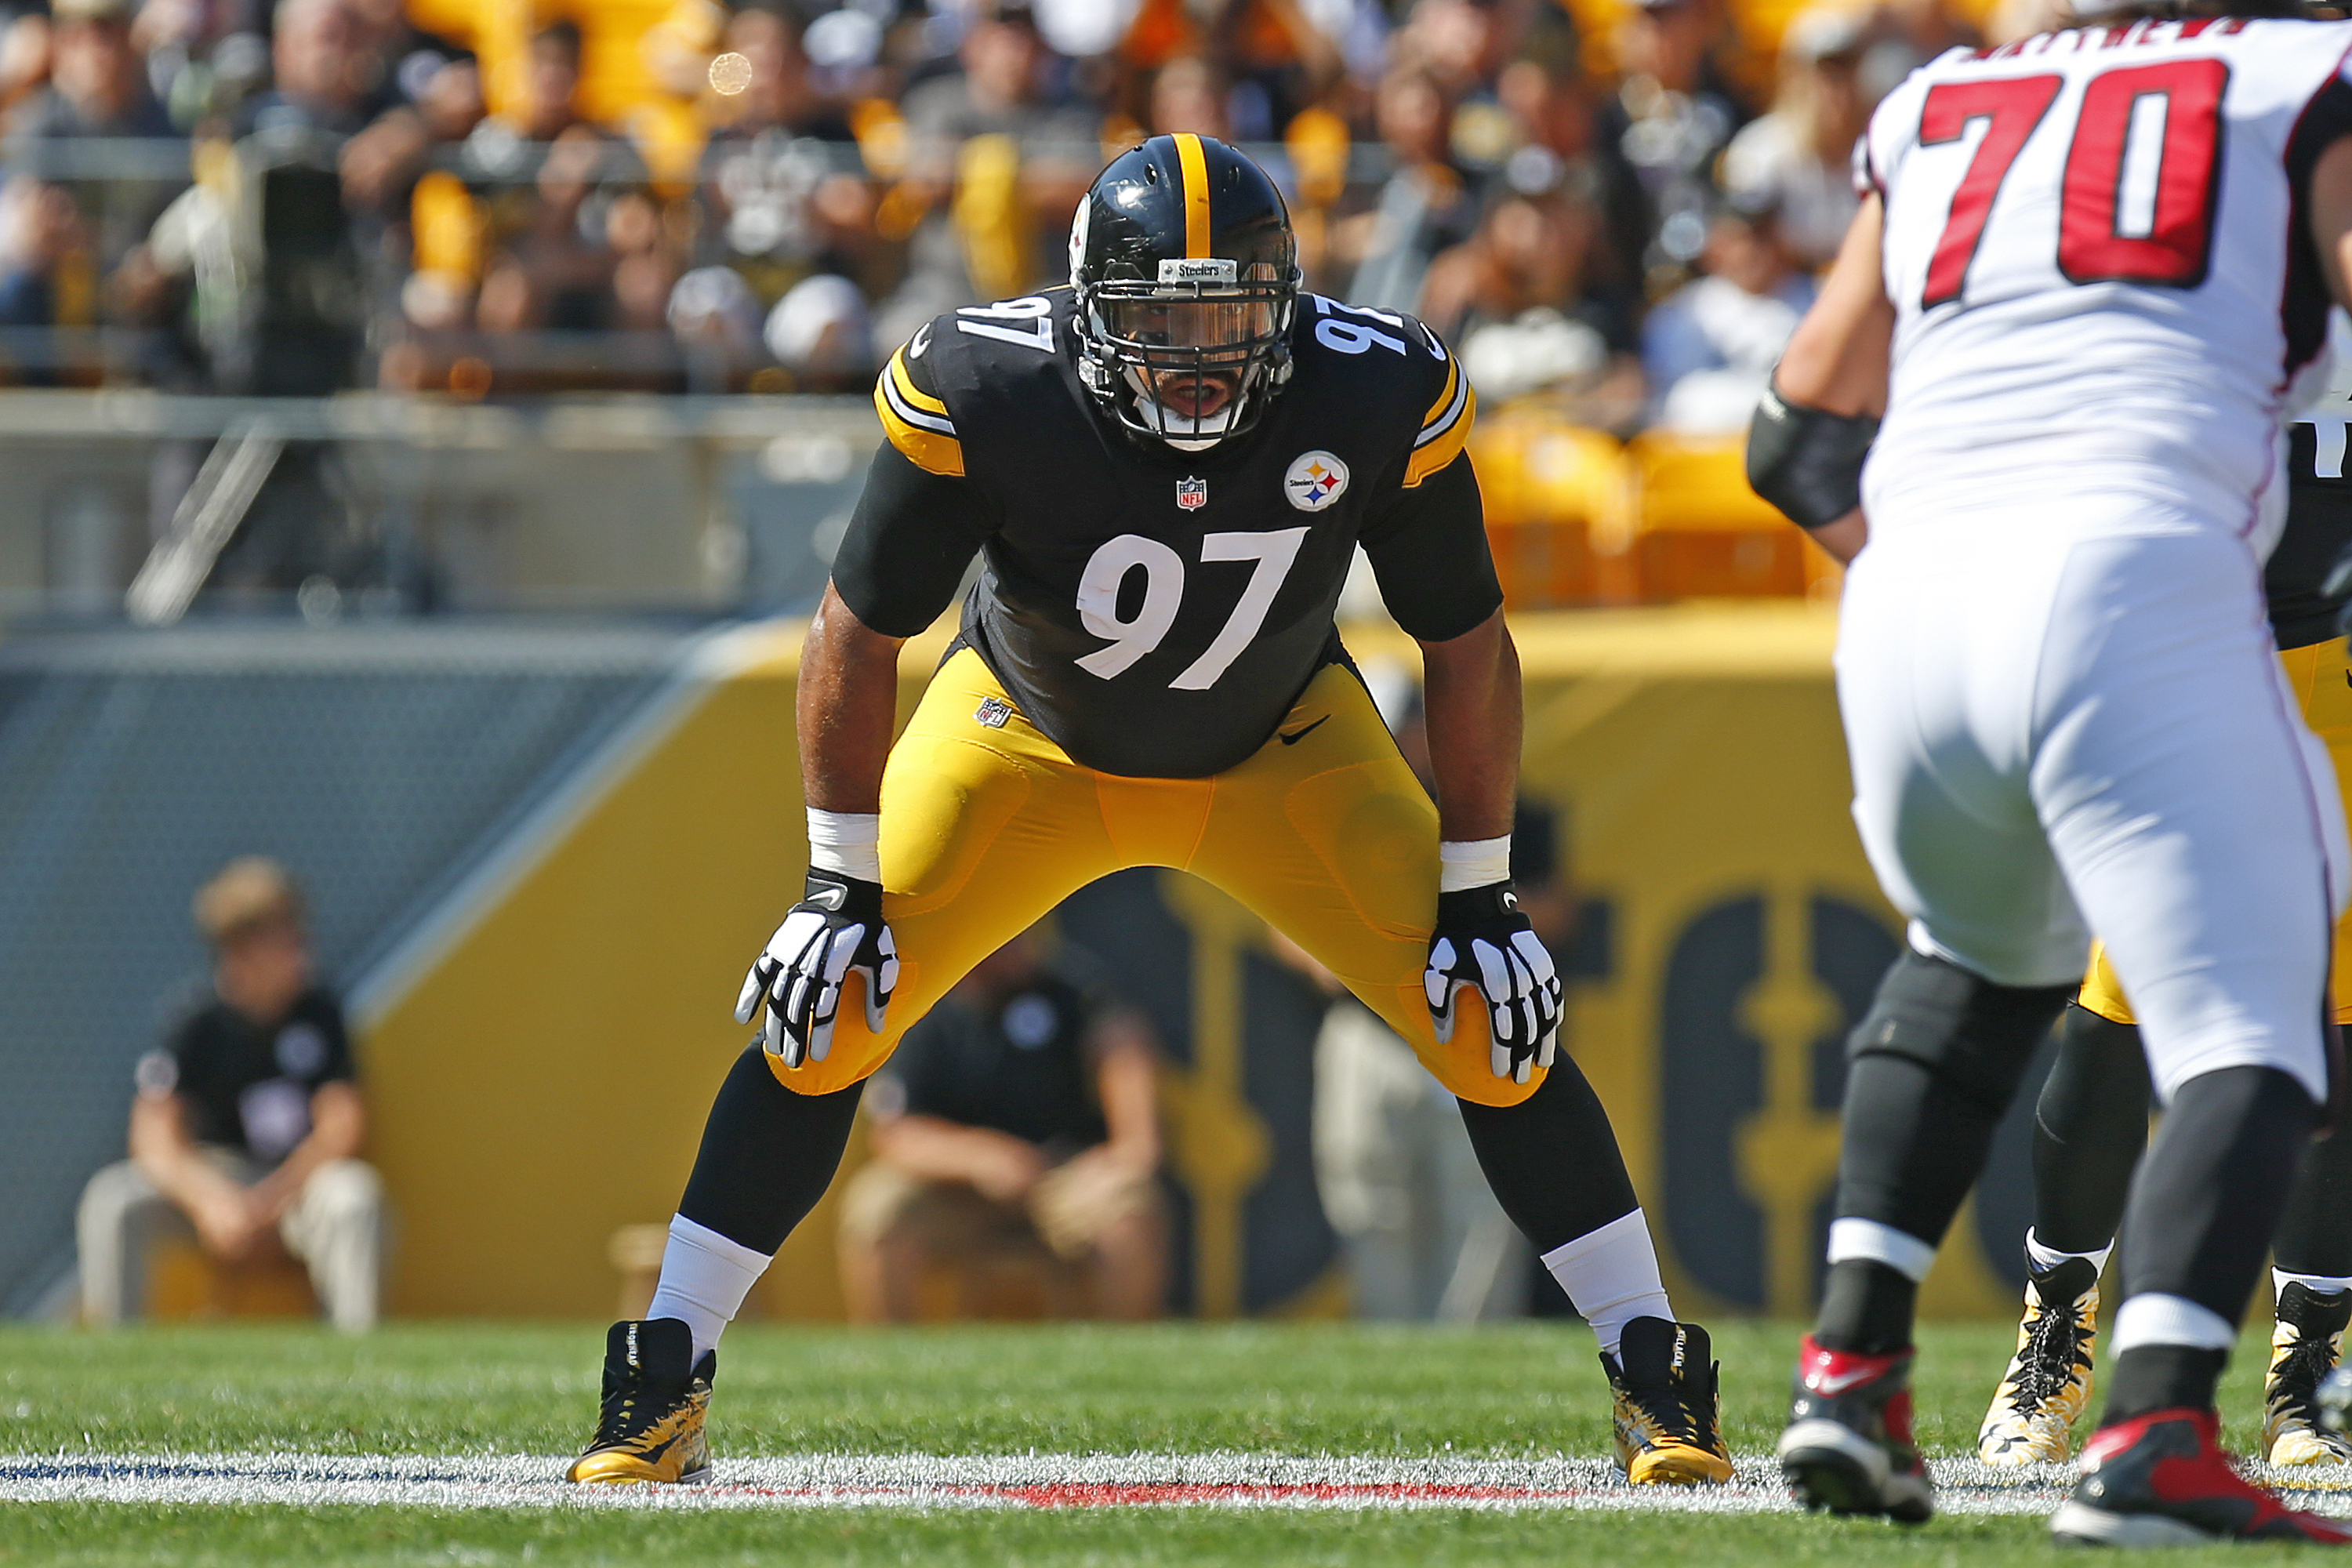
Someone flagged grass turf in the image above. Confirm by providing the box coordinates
[0,1319,2307,1564]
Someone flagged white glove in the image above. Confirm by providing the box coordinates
[733,868,898,1067]
[1425,883,1562,1083]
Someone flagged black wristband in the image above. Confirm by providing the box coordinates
[804,866,884,923]
[1747,383,1878,531]
[1437,883,1520,924]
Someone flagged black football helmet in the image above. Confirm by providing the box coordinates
[1069,134,1300,450]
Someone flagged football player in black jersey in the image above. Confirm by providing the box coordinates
[1971,423,2352,1472]
[567,134,1733,1488]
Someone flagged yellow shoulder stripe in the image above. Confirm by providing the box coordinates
[887,349,949,418]
[1174,132,1210,260]
[873,361,964,477]
[1403,381,1475,488]
[1421,355,1460,431]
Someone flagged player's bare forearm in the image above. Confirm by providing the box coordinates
[1417,609,1521,844]
[1090,1018,1161,1173]
[1807,511,1868,565]
[2310,136,2352,310]
[1775,196,1893,419]
[871,1112,1045,1199]
[252,1083,365,1217]
[799,582,907,815]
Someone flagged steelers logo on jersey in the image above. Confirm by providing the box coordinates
[1286,450,1348,511]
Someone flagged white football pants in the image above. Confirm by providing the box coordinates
[1837,514,2347,1103]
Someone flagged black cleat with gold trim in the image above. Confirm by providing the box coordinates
[567,1318,713,1485]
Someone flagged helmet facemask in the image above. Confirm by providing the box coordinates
[1079,259,1297,450]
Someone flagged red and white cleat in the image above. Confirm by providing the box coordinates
[2051,1407,2352,1546]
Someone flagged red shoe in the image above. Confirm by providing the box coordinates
[1777,1336,1933,1523]
[2051,1407,2352,1545]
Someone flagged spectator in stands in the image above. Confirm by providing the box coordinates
[1421,163,1646,430]
[837,930,1167,1323]
[76,858,385,1333]
[879,0,1097,345]
[0,0,181,356]
[1593,0,1749,299]
[1640,194,1813,433]
[760,270,875,389]
[696,6,873,303]
[0,172,89,354]
[1147,53,1229,138]
[1341,64,1475,315]
[1718,8,1871,270]
[9,0,175,143]
[472,23,657,343]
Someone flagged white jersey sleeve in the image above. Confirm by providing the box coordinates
[1860,16,2352,536]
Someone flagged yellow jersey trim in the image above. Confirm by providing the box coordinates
[1404,375,1474,488]
[1174,133,1211,260]
[874,349,964,477]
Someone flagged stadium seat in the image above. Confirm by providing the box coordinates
[1624,431,1825,601]
[145,1236,317,1321]
[1468,411,1625,610]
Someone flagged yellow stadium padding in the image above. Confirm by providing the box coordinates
[1626,432,1828,602]
[1468,407,1627,610]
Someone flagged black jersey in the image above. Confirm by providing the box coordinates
[2270,421,2352,652]
[837,286,1501,779]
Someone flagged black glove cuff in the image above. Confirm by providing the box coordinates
[804,866,884,923]
[1437,883,1520,925]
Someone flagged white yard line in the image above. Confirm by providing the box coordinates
[9,1450,2350,1515]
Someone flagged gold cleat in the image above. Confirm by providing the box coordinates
[2265,1282,2352,1467]
[1976,1258,2099,1467]
[567,1319,715,1486]
[1605,1318,1735,1486]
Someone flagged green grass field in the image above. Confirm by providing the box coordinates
[0,1319,2321,1565]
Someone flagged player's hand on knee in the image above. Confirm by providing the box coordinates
[733,868,898,1069]
[1424,884,1562,1083]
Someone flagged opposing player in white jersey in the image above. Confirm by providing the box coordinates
[1745,0,2352,1544]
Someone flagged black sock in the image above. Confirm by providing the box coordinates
[1831,953,2072,1244]
[2115,1065,2315,1323]
[2030,1004,2151,1257]
[1457,1054,1639,1254]
[676,1044,865,1254]
[1814,1260,1918,1355]
[2274,1108,2352,1280]
[2102,1345,2230,1424]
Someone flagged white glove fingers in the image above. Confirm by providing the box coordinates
[734,960,772,1025]
[1491,1040,1513,1078]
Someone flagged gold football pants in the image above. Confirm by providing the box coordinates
[2079,637,2352,1026]
[769,648,1535,1106]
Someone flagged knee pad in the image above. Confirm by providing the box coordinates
[1848,950,2073,1114]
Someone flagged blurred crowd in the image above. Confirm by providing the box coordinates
[0,0,2042,423]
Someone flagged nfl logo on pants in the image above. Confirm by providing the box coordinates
[1176,477,1207,511]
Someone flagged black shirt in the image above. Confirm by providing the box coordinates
[837,286,1503,778]
[137,986,356,1165]
[871,975,1109,1159]
[2268,421,2352,652]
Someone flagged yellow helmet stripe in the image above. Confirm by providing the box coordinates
[1174,132,1211,260]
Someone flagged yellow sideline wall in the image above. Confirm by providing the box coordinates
[354,607,2024,1321]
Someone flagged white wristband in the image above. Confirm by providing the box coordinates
[806,808,882,883]
[1439,835,1511,893]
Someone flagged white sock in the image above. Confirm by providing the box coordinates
[2109,1291,2235,1355]
[2024,1228,2113,1279]
[1825,1217,1936,1283]
[1541,1209,1673,1359]
[2277,1268,2352,1300]
[644,1214,771,1363]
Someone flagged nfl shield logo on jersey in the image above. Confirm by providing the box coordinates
[1285,451,1348,511]
[1175,476,1208,511]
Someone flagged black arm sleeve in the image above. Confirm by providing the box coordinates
[830,443,999,637]
[1359,454,1504,641]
